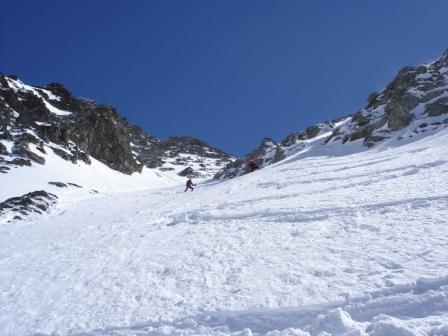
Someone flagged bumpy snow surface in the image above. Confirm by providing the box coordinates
[1,129,448,336]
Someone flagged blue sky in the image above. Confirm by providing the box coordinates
[2,1,447,156]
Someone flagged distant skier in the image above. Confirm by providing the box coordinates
[248,160,259,173]
[185,178,196,192]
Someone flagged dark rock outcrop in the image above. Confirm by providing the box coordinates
[48,182,68,188]
[425,102,448,117]
[0,142,7,155]
[178,166,200,178]
[0,190,58,222]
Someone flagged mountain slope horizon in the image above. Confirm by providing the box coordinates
[216,48,448,179]
[1,48,448,223]
[2,47,447,186]
[1,105,447,335]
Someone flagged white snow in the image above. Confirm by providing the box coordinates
[5,77,61,101]
[1,127,448,335]
[160,153,231,178]
[35,121,52,126]
[43,100,72,116]
[0,143,186,203]
[333,117,352,129]
[5,76,70,116]
[407,87,425,98]
[415,73,432,80]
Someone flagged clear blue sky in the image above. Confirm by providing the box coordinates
[2,1,447,156]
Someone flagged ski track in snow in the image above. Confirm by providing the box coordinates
[1,130,448,335]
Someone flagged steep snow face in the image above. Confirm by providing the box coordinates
[0,144,187,208]
[217,49,448,180]
[1,127,447,335]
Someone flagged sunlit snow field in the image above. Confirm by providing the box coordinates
[1,128,448,335]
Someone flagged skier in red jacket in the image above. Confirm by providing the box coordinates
[185,178,196,192]
[248,160,259,172]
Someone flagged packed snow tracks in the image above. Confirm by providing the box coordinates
[1,130,448,335]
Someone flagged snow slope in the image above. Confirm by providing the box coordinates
[1,127,448,335]
[0,144,187,223]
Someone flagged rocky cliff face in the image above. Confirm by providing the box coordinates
[128,128,233,177]
[216,48,448,179]
[326,48,448,147]
[0,75,235,178]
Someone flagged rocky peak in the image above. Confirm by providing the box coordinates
[325,48,448,147]
[215,118,344,180]
[0,74,235,178]
[217,48,448,180]
[129,132,235,177]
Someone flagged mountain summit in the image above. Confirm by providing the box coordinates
[216,48,448,179]
[0,75,234,179]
